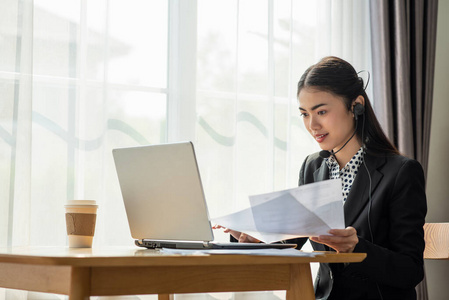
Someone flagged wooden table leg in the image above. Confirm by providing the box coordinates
[158,294,174,300]
[69,267,91,300]
[286,264,314,300]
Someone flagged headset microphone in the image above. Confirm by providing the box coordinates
[318,103,365,159]
[319,150,332,158]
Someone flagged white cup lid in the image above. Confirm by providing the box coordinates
[66,200,97,206]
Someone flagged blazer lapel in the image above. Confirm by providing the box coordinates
[313,162,329,182]
[343,153,386,227]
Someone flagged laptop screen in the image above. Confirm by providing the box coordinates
[113,142,214,242]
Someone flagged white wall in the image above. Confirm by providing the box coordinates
[424,0,449,299]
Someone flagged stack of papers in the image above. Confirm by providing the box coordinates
[212,179,345,243]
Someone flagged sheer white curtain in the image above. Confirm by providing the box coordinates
[195,0,372,224]
[0,0,371,299]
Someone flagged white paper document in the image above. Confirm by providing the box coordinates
[211,179,345,243]
[160,248,323,257]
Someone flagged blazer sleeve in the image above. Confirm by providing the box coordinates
[344,158,427,290]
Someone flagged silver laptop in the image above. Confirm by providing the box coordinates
[112,142,296,250]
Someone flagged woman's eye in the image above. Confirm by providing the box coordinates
[299,112,308,117]
[317,110,326,115]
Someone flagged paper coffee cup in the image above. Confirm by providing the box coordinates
[65,200,98,248]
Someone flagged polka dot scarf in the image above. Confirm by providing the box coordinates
[325,146,365,203]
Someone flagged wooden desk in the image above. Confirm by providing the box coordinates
[0,247,366,300]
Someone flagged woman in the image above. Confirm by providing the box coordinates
[222,56,427,300]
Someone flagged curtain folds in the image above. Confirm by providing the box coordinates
[369,0,438,173]
[369,1,439,300]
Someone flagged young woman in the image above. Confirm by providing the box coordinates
[293,56,427,299]
[221,56,427,300]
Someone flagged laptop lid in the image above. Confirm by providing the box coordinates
[112,142,214,242]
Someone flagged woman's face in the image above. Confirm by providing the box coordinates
[298,88,356,153]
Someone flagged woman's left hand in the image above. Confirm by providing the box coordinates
[310,226,359,253]
[212,224,261,243]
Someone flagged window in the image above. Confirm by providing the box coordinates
[0,0,371,298]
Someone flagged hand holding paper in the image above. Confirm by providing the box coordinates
[212,179,345,243]
[310,226,359,253]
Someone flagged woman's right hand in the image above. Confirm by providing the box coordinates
[212,225,261,243]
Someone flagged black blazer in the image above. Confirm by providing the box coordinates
[287,152,427,300]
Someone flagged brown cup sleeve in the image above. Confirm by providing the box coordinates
[65,213,97,236]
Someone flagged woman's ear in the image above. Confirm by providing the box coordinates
[353,95,365,107]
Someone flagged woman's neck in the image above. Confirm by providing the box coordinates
[333,138,363,169]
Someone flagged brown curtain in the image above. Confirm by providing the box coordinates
[369,0,439,299]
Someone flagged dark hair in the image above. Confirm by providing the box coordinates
[297,56,399,155]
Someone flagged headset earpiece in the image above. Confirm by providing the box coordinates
[353,103,365,120]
